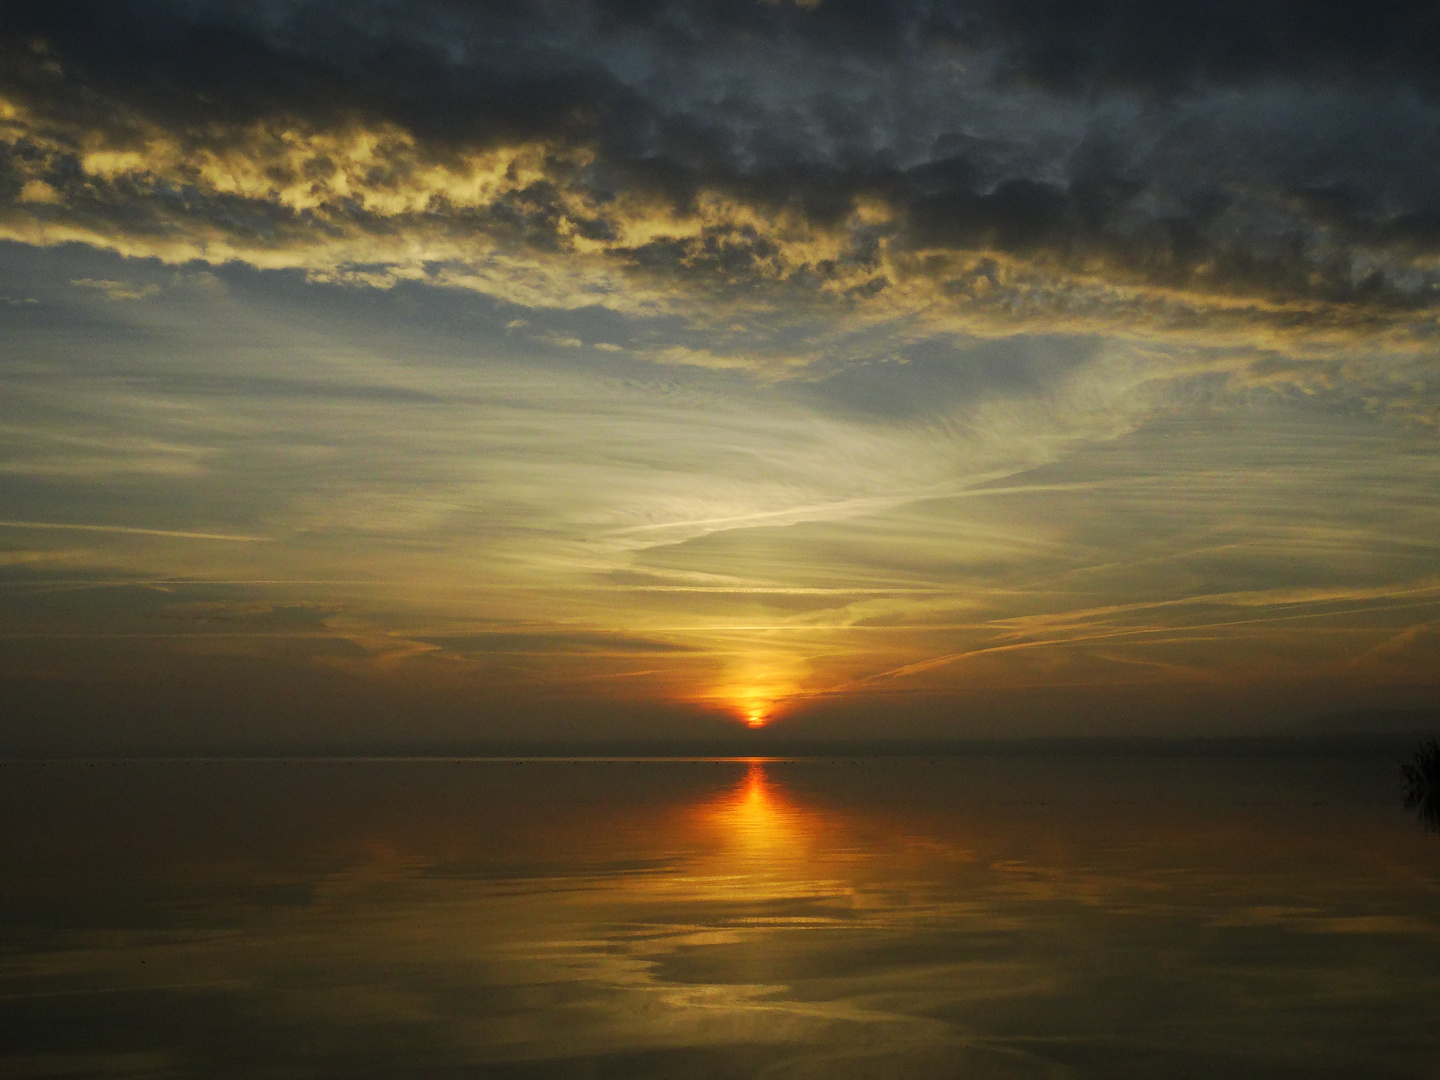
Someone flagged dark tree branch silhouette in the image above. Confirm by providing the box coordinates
[1402,740,1440,833]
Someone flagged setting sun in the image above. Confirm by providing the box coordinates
[702,670,803,730]
[732,689,783,729]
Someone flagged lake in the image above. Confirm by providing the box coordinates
[1,756,1437,1078]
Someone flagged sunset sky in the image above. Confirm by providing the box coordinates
[3,0,1439,750]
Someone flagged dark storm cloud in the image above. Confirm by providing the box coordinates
[6,0,1440,319]
[940,0,1440,96]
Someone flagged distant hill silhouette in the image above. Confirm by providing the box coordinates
[14,730,1435,760]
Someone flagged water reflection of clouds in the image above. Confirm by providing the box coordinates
[1,760,1439,1078]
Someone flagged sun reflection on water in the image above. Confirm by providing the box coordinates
[691,761,840,886]
[717,762,793,854]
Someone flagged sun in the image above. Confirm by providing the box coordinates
[735,690,778,728]
[706,669,802,730]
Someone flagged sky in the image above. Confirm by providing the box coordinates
[2,0,1439,751]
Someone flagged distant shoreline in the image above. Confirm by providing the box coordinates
[4,730,1434,762]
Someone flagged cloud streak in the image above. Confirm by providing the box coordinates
[0,521,268,542]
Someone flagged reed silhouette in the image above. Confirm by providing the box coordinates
[1401,740,1440,833]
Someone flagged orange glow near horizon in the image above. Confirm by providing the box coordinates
[719,678,801,730]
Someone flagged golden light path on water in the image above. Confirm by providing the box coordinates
[1,757,1439,1078]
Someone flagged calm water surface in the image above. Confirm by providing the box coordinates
[1,757,1437,1079]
